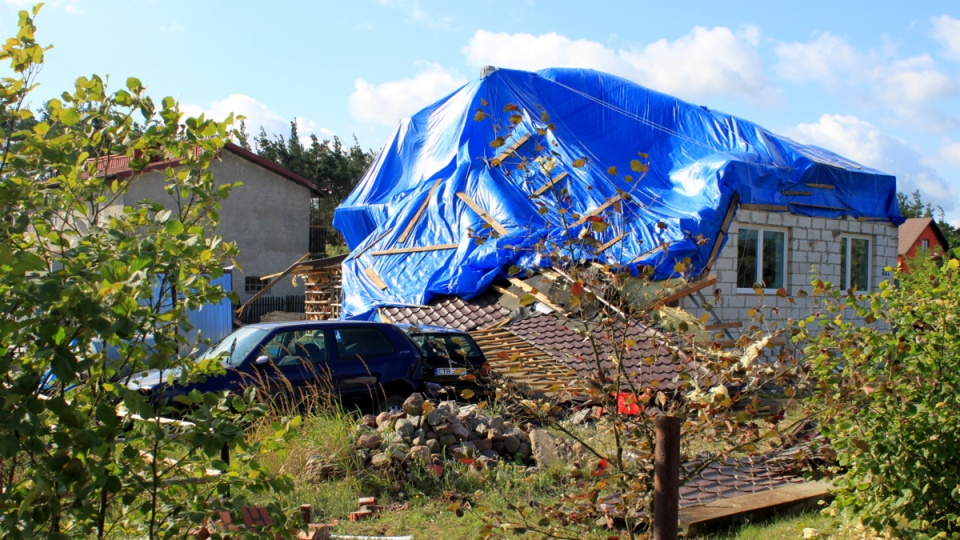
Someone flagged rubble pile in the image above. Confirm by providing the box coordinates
[352,394,584,471]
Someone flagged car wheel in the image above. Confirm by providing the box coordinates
[381,394,406,415]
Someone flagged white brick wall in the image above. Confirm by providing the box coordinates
[683,212,899,328]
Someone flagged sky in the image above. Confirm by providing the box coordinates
[2,0,959,222]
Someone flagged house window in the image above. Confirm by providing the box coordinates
[245,276,266,294]
[840,236,871,292]
[737,227,786,291]
[921,239,930,249]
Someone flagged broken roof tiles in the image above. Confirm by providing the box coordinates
[380,288,510,331]
[504,313,699,391]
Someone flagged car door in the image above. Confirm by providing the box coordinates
[327,325,395,410]
[249,328,331,401]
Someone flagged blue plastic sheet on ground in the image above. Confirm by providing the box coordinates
[334,68,902,320]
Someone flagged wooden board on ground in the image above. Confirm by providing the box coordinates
[678,480,833,537]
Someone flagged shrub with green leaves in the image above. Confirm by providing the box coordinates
[799,254,960,537]
[0,7,294,539]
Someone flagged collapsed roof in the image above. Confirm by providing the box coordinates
[334,67,902,320]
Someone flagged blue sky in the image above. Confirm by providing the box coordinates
[3,0,959,221]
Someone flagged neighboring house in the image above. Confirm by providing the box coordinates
[97,142,323,305]
[897,217,949,271]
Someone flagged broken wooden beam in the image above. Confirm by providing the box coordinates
[397,178,443,243]
[595,232,627,254]
[507,277,566,313]
[646,275,718,310]
[530,171,569,198]
[573,194,623,226]
[740,204,789,212]
[457,192,509,236]
[363,267,388,290]
[704,193,739,275]
[490,133,531,167]
[370,244,458,256]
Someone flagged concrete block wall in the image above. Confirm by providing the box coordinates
[682,210,898,329]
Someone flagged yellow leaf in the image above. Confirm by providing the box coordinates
[540,111,549,122]
[607,166,618,175]
[949,259,959,270]
[460,389,475,399]
[509,114,523,125]
[630,159,647,173]
[473,110,487,121]
[572,158,586,168]
[421,401,434,414]
[674,262,687,273]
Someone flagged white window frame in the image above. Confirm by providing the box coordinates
[840,234,871,293]
[736,226,788,294]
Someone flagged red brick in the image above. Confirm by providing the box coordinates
[349,510,373,521]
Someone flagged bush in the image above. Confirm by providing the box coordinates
[800,254,960,537]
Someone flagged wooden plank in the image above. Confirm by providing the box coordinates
[260,253,311,281]
[679,481,832,537]
[805,183,835,190]
[507,277,566,313]
[370,243,458,256]
[782,190,812,196]
[740,204,789,212]
[595,232,627,254]
[704,193,739,275]
[628,243,668,264]
[646,274,718,309]
[349,227,395,260]
[457,192,509,236]
[707,337,787,348]
[363,267,388,290]
[235,253,312,319]
[791,202,847,212]
[397,178,443,243]
[573,194,623,226]
[530,171,569,198]
[704,321,743,331]
[490,133,531,166]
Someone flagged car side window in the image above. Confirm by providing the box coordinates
[334,328,395,359]
[267,330,327,366]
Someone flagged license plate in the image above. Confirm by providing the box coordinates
[434,367,467,376]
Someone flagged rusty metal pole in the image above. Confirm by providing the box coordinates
[654,415,681,540]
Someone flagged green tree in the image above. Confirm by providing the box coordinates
[0,8,294,538]
[799,257,960,537]
[253,121,375,245]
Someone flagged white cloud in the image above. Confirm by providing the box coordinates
[463,26,779,105]
[181,94,329,147]
[378,0,453,31]
[348,63,467,126]
[774,33,958,131]
[932,15,960,60]
[789,114,958,217]
[938,138,960,168]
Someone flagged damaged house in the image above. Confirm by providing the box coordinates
[299,67,903,391]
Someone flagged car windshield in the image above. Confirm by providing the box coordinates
[200,327,269,367]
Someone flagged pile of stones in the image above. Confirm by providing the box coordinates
[352,394,584,471]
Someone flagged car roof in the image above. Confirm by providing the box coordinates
[243,320,397,330]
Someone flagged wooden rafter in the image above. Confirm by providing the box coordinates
[644,274,718,311]
[397,178,443,243]
[349,227,395,260]
[628,242,668,264]
[573,194,623,226]
[740,204,789,212]
[530,171,569,198]
[457,192,509,236]
[703,192,739,275]
[782,190,812,196]
[595,232,627,254]
[490,133,531,167]
[791,202,847,212]
[805,183,835,190]
[507,277,566,313]
[363,267,388,290]
[371,244,458,256]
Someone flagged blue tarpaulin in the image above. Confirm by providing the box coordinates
[334,68,902,320]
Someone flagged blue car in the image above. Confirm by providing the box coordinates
[127,321,424,413]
